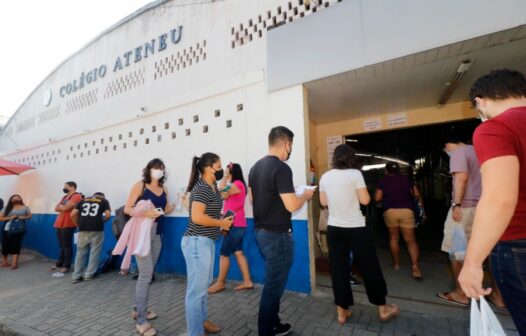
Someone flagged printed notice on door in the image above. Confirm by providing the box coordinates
[363,118,383,131]
[326,135,343,166]
[387,113,408,128]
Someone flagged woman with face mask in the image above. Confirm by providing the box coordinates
[124,158,175,336]
[0,195,32,270]
[182,153,233,336]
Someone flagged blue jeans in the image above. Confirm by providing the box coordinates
[490,239,526,335]
[255,229,294,336]
[181,236,215,336]
[72,231,104,280]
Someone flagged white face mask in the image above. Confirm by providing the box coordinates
[151,169,164,180]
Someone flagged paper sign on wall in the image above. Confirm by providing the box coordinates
[363,118,383,131]
[326,135,343,166]
[387,113,408,128]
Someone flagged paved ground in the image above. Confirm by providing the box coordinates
[0,251,519,336]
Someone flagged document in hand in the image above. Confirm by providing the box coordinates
[295,185,317,196]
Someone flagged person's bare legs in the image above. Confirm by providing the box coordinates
[450,260,469,304]
[11,254,19,269]
[233,251,253,290]
[400,228,421,277]
[208,256,229,293]
[1,255,9,267]
[387,227,400,269]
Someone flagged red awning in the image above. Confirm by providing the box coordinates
[0,158,34,176]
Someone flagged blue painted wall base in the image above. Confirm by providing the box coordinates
[22,214,312,293]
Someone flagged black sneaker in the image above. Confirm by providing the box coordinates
[274,322,291,336]
[72,277,83,284]
[350,276,362,287]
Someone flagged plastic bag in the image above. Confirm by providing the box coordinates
[449,222,467,261]
[470,297,506,336]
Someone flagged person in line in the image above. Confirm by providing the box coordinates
[320,144,399,325]
[249,126,314,336]
[437,136,505,308]
[182,152,233,336]
[126,158,175,336]
[71,192,111,283]
[208,163,253,294]
[52,181,82,274]
[375,162,423,280]
[0,195,32,269]
[459,69,526,334]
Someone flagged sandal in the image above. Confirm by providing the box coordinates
[11,264,18,270]
[436,292,469,307]
[132,311,157,320]
[379,304,400,322]
[234,283,254,291]
[336,306,352,324]
[411,265,423,281]
[207,284,226,294]
[1,261,10,268]
[136,323,156,336]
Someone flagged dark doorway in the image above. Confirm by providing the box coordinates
[347,118,481,251]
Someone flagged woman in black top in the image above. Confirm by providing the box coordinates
[181,152,233,336]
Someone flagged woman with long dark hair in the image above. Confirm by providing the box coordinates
[124,158,174,336]
[208,163,253,293]
[319,144,399,325]
[0,194,32,270]
[182,153,233,336]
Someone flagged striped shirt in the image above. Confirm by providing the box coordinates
[183,178,223,240]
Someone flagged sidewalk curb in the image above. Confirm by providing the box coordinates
[0,317,47,336]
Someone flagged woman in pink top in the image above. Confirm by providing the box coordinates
[208,163,254,293]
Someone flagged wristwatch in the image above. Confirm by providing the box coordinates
[451,202,461,208]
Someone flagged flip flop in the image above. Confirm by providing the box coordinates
[234,284,254,291]
[379,304,400,322]
[486,297,507,311]
[436,292,469,307]
[136,323,156,336]
[208,286,226,294]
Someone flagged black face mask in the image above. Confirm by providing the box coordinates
[214,169,224,181]
[285,145,292,161]
[12,200,22,205]
[63,188,69,194]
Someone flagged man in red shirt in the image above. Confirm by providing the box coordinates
[459,69,526,334]
[53,181,83,273]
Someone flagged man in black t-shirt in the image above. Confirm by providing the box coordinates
[71,192,111,283]
[249,126,314,336]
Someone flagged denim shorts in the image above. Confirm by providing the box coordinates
[220,227,246,256]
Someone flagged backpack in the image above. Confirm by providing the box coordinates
[112,183,146,239]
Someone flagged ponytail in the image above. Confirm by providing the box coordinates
[186,156,201,192]
[186,152,220,192]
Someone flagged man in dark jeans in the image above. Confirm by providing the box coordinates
[249,126,314,336]
[53,181,82,273]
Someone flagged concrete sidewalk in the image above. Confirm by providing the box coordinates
[0,251,518,336]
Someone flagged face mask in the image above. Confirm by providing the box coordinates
[214,168,224,181]
[285,145,292,161]
[151,169,164,180]
[478,111,489,123]
[12,199,22,205]
[63,188,69,194]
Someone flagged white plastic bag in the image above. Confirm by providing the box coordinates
[449,222,467,260]
[470,297,506,336]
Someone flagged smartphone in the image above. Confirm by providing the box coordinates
[222,209,235,219]
[156,207,165,215]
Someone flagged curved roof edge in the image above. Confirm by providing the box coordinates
[1,0,169,135]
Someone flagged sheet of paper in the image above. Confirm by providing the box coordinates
[295,185,317,196]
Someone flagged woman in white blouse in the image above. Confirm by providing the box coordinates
[319,144,399,325]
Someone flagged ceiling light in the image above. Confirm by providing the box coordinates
[438,60,472,105]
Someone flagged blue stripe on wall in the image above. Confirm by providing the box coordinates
[22,214,312,293]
